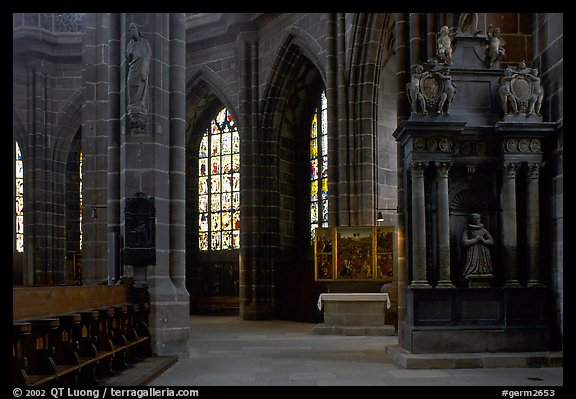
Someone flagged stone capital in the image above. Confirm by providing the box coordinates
[409,161,427,177]
[435,161,453,177]
[502,162,520,178]
[526,162,544,178]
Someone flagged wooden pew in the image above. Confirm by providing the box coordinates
[13,322,32,386]
[53,314,82,386]
[24,318,60,386]
[95,307,116,377]
[13,284,152,387]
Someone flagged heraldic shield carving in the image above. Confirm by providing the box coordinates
[497,60,544,117]
[407,58,456,116]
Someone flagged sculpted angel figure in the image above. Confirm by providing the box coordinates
[484,25,506,67]
[406,64,427,114]
[436,25,454,64]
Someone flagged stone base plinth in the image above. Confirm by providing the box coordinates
[313,324,396,336]
[386,344,563,369]
[313,293,396,336]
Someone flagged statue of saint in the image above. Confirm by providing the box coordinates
[457,13,480,35]
[461,213,494,281]
[125,23,151,130]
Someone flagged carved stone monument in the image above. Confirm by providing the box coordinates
[392,20,558,355]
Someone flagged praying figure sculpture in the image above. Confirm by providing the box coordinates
[461,213,494,287]
[125,23,151,131]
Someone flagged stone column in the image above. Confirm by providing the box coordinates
[436,161,454,288]
[502,162,521,287]
[526,162,544,287]
[410,161,430,287]
[107,13,122,283]
[394,13,410,338]
[120,13,189,355]
[82,13,111,285]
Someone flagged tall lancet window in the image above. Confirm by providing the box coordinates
[79,151,83,249]
[198,107,240,251]
[15,141,24,252]
[310,90,328,240]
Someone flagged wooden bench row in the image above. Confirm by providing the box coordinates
[13,301,151,386]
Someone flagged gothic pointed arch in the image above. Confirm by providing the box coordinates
[260,33,327,321]
[185,68,242,314]
[346,13,396,224]
[53,87,83,161]
[185,66,239,150]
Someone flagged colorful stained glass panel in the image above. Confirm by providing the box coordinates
[197,108,240,251]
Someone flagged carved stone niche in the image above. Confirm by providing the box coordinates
[123,192,156,267]
[449,179,497,288]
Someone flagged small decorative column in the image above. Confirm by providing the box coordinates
[502,162,521,287]
[436,161,454,288]
[526,162,544,287]
[410,161,430,287]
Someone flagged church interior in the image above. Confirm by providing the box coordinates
[12,13,563,386]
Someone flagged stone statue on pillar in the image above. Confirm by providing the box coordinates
[461,213,494,287]
[456,13,481,36]
[125,23,151,132]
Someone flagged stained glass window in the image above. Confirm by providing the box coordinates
[310,91,328,240]
[15,141,24,252]
[198,108,240,251]
[79,151,83,250]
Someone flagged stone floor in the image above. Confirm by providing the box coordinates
[143,315,563,387]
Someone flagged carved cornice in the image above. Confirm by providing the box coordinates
[504,138,541,153]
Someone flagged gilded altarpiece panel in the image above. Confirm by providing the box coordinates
[314,226,395,282]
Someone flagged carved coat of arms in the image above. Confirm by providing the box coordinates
[407,58,457,115]
[497,60,544,117]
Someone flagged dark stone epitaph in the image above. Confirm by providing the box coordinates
[123,192,156,266]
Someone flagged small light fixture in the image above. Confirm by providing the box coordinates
[90,205,107,220]
[377,211,384,222]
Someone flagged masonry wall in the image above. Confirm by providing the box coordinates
[532,12,563,345]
